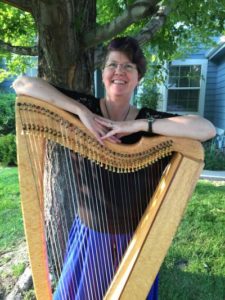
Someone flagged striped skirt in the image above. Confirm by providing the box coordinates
[54,217,158,300]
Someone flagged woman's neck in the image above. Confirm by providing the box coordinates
[103,97,131,121]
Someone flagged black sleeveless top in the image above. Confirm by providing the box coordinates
[53,86,177,233]
[55,86,176,143]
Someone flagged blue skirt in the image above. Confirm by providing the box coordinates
[54,217,158,300]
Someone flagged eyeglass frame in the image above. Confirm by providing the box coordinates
[104,62,137,73]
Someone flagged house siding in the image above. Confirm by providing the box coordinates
[213,56,225,129]
[171,45,225,131]
[186,51,206,60]
[204,61,217,122]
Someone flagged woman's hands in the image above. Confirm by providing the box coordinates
[94,114,216,143]
[94,116,146,142]
[78,111,123,145]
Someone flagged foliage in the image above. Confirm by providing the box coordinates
[96,0,145,39]
[0,2,36,81]
[203,138,225,171]
[0,0,225,83]
[159,180,225,299]
[23,290,36,300]
[0,3,35,44]
[0,55,37,83]
[136,80,160,110]
[12,262,26,277]
[0,93,16,135]
[149,0,225,61]
[0,134,17,166]
[135,58,164,109]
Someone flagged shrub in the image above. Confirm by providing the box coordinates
[135,64,162,110]
[0,93,16,135]
[0,134,17,166]
[136,84,160,110]
[203,139,225,171]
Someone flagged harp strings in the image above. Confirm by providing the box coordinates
[61,121,105,299]
[18,103,171,300]
[58,127,80,297]
[79,151,108,298]
[48,118,72,283]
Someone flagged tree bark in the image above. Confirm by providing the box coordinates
[28,2,97,276]
[32,0,96,93]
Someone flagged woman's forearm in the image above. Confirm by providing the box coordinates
[12,76,88,117]
[13,76,216,143]
[13,76,118,144]
[138,115,216,142]
[96,114,216,143]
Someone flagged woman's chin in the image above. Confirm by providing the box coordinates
[110,86,129,97]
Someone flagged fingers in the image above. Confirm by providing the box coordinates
[100,129,118,140]
[92,131,105,146]
[81,115,123,145]
[90,122,121,145]
[95,117,128,142]
[95,117,114,128]
[106,135,121,143]
[93,130,121,145]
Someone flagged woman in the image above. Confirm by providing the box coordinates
[13,37,215,300]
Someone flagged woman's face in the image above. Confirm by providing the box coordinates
[102,51,139,100]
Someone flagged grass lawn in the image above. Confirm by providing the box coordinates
[0,167,24,251]
[159,180,225,300]
[0,167,224,299]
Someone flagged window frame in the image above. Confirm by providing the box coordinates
[162,59,208,115]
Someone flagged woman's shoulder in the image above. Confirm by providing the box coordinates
[54,85,101,114]
[54,85,98,101]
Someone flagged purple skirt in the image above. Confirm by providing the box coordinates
[54,217,158,300]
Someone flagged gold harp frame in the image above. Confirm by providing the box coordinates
[16,96,204,300]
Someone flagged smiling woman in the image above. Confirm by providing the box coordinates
[13,36,215,300]
[100,37,146,123]
[101,51,140,121]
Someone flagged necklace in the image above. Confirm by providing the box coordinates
[104,99,130,121]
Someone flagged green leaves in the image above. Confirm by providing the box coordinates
[0,0,225,84]
[0,93,15,135]
[0,3,36,46]
[0,3,36,81]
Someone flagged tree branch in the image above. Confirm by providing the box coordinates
[84,0,161,48]
[136,2,174,46]
[0,0,32,13]
[0,40,38,56]
[94,1,174,68]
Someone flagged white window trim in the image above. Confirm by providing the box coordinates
[162,59,208,115]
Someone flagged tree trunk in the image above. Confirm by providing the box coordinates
[32,0,96,93]
[29,1,98,276]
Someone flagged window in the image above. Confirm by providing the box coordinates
[165,59,207,115]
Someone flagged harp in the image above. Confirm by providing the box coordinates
[16,95,204,300]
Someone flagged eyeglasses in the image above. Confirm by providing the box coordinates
[104,62,137,73]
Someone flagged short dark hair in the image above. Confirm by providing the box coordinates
[105,36,147,79]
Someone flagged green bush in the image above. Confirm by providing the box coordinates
[0,93,16,135]
[203,139,225,171]
[0,134,17,166]
[135,64,161,110]
[136,84,160,110]
[135,60,165,110]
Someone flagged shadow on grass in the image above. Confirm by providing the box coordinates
[159,265,225,300]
